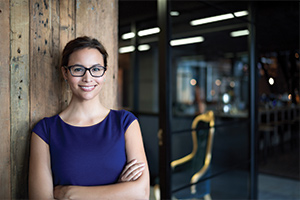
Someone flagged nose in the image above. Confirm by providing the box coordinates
[82,69,93,82]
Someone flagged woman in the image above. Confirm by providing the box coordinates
[29,36,149,199]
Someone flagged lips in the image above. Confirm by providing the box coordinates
[79,85,96,91]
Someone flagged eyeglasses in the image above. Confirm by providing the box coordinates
[65,64,107,77]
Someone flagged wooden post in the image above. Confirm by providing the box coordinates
[10,0,30,198]
[0,1,11,199]
[0,0,118,198]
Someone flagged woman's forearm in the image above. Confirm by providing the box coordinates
[55,178,149,200]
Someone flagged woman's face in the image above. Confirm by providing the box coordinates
[62,48,106,102]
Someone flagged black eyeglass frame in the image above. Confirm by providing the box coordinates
[64,64,107,77]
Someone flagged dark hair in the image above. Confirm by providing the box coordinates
[61,36,108,67]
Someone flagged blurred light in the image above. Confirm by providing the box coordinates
[119,46,135,54]
[138,44,150,51]
[170,36,204,46]
[234,10,248,17]
[190,13,234,26]
[190,79,197,86]
[295,53,299,59]
[223,105,230,113]
[222,93,230,104]
[288,94,292,100]
[230,81,235,88]
[215,79,221,86]
[170,11,180,16]
[138,27,160,37]
[121,32,135,40]
[211,90,215,96]
[269,77,274,85]
[230,29,249,37]
[190,10,248,26]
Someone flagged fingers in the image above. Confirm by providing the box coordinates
[119,159,145,182]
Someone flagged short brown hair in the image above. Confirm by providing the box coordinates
[61,36,108,67]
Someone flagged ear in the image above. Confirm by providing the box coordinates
[61,66,68,80]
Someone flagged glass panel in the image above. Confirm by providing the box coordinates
[170,1,250,199]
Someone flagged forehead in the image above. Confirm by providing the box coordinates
[68,48,104,66]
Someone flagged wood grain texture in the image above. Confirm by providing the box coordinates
[60,0,75,109]
[0,1,11,199]
[10,0,30,198]
[76,0,119,109]
[30,0,61,127]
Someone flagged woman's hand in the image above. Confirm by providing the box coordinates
[118,159,145,182]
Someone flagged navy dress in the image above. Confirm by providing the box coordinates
[32,109,137,186]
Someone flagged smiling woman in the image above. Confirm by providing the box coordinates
[28,36,150,199]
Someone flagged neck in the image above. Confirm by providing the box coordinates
[64,96,107,119]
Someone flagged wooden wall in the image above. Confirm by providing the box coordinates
[0,0,118,198]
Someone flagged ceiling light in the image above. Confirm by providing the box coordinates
[138,44,150,51]
[138,27,160,37]
[119,46,135,54]
[190,10,249,26]
[121,32,135,40]
[170,11,180,16]
[190,13,234,26]
[170,36,204,46]
[234,10,248,17]
[230,29,249,37]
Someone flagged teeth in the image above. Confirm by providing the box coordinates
[81,86,94,89]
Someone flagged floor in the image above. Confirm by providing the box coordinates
[258,173,300,200]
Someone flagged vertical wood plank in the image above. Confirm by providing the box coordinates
[0,1,11,199]
[60,0,75,109]
[30,0,61,126]
[10,0,30,198]
[76,0,119,109]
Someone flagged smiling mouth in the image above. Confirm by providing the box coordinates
[79,85,96,91]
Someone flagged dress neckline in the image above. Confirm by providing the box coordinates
[57,109,111,128]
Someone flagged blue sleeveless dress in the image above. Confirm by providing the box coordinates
[32,109,137,186]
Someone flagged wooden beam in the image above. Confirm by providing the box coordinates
[30,0,61,125]
[10,0,30,198]
[0,1,11,198]
[59,0,76,109]
[76,0,119,109]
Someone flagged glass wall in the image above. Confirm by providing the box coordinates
[118,0,299,199]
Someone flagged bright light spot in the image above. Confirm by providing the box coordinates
[230,29,249,37]
[119,46,135,54]
[223,105,230,113]
[215,79,221,86]
[121,32,135,40]
[190,13,234,26]
[170,11,180,16]
[138,44,150,51]
[288,94,292,100]
[230,81,235,88]
[269,77,274,85]
[138,27,160,37]
[234,10,248,17]
[190,79,197,86]
[190,10,248,26]
[222,93,230,104]
[170,36,204,46]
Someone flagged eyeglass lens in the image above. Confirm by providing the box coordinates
[70,65,105,77]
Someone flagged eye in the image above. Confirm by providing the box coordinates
[92,66,104,72]
[72,66,84,72]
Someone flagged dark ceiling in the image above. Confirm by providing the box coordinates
[119,1,299,55]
